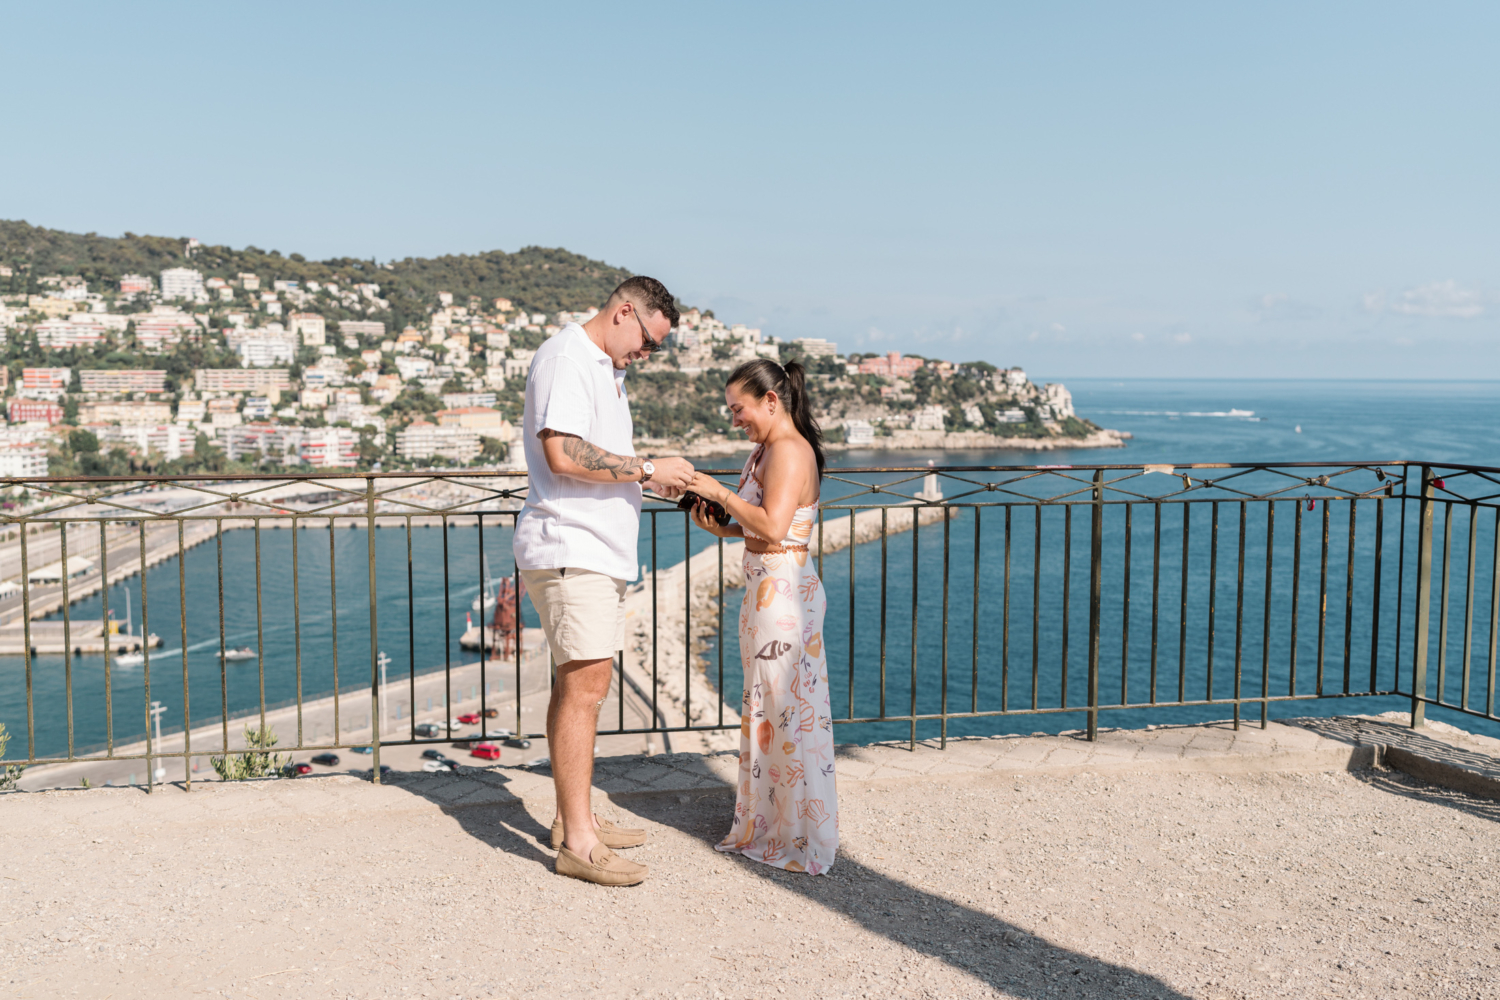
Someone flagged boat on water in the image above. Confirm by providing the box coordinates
[112,589,147,665]
[471,555,496,613]
[221,646,256,661]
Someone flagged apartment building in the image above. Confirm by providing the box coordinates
[134,308,198,351]
[16,368,71,401]
[35,317,105,349]
[79,370,168,394]
[435,406,510,440]
[160,267,206,302]
[289,312,326,346]
[238,338,295,367]
[118,274,154,296]
[396,421,479,465]
[0,443,49,477]
[858,351,925,379]
[221,423,304,463]
[78,401,174,426]
[301,427,359,468]
[8,400,63,424]
[194,369,292,394]
[791,338,839,357]
[339,320,386,339]
[94,424,195,461]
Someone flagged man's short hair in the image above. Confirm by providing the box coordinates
[610,276,680,328]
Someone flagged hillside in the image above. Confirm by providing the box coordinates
[0,220,633,332]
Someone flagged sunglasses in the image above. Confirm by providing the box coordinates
[632,306,667,355]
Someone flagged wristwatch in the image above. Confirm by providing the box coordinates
[640,459,655,484]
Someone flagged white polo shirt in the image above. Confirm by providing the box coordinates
[513,323,641,582]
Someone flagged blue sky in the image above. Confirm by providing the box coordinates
[2,2,1496,378]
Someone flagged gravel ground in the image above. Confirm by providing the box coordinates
[1,758,1498,999]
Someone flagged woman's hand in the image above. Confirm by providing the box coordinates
[689,472,731,504]
[689,498,735,537]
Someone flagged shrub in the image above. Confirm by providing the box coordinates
[0,722,26,790]
[210,725,290,781]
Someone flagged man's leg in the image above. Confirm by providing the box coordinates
[546,655,613,857]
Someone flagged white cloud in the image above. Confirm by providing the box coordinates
[1251,292,1320,322]
[1173,332,1192,344]
[1367,280,1484,319]
[1130,332,1146,342]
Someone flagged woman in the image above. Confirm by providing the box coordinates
[686,359,838,875]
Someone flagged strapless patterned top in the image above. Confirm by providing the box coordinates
[736,445,818,550]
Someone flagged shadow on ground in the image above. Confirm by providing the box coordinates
[1288,714,1500,824]
[390,759,1194,1000]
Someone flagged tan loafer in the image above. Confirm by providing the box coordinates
[550,815,647,851]
[555,842,648,886]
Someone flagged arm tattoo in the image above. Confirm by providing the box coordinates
[556,433,644,480]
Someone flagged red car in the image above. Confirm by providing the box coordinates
[292,762,313,775]
[469,742,502,761]
[456,712,482,725]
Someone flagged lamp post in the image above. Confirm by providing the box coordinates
[377,650,390,736]
[149,701,167,781]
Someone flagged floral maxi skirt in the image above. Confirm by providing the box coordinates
[715,548,838,874]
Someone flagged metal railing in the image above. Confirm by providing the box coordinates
[0,459,1496,790]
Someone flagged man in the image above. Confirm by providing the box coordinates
[514,275,695,886]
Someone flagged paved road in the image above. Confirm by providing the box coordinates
[16,628,676,790]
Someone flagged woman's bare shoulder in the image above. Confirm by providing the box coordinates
[760,436,818,499]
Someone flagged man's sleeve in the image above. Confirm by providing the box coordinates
[529,356,592,439]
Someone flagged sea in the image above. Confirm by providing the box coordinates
[5,379,1500,760]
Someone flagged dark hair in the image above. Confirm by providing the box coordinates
[727,358,825,478]
[609,276,680,328]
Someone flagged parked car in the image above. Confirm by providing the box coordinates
[310,753,341,766]
[292,762,313,776]
[350,746,374,755]
[451,733,480,749]
[422,760,459,773]
[482,708,499,719]
[470,742,502,761]
[420,749,449,761]
[413,722,443,738]
[456,712,482,725]
[365,765,392,780]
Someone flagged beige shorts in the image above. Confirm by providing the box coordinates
[520,567,628,665]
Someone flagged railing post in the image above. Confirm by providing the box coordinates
[1411,466,1435,729]
[1087,469,1103,741]
[367,477,382,781]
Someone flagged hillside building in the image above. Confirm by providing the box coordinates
[300,427,359,468]
[858,352,925,379]
[16,368,71,401]
[396,422,480,465]
[791,338,838,357]
[8,400,63,425]
[289,312,326,346]
[194,369,292,394]
[79,401,173,426]
[79,370,168,394]
[160,268,206,302]
[0,443,49,477]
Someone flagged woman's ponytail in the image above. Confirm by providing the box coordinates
[727,358,826,478]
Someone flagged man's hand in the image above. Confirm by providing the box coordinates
[644,456,695,491]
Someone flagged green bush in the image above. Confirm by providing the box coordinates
[0,722,26,790]
[210,725,290,781]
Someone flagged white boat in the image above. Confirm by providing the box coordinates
[471,556,496,613]
[221,646,256,661]
[112,590,146,666]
